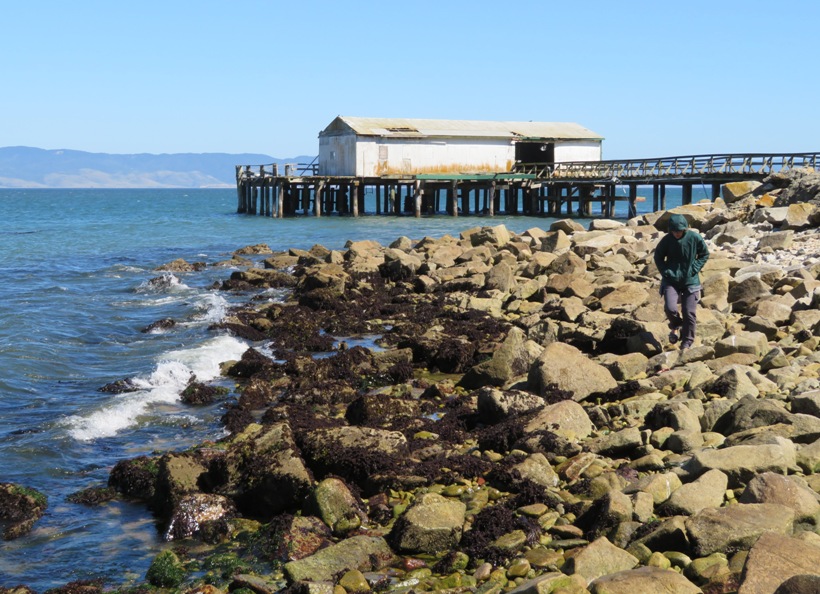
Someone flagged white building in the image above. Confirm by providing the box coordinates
[317,116,604,177]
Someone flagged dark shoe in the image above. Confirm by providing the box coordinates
[668,331,679,345]
[680,342,692,350]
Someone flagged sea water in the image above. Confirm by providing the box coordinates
[0,186,689,589]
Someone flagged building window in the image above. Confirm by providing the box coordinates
[378,146,388,161]
[330,151,337,160]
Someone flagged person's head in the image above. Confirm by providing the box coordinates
[668,214,689,239]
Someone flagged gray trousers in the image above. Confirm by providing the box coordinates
[662,283,701,346]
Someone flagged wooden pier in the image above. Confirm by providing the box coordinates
[235,152,820,219]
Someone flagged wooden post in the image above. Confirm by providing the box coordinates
[628,183,638,219]
[414,180,422,218]
[682,183,692,205]
[276,181,283,218]
[376,184,382,215]
[449,181,458,216]
[390,185,397,215]
[315,181,324,217]
[488,182,496,216]
[660,184,667,210]
[358,182,365,215]
[711,183,721,200]
[352,183,359,217]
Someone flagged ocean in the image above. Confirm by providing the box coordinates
[0,186,690,589]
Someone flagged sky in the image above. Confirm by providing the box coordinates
[2,0,818,159]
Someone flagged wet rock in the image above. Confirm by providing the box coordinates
[165,493,236,541]
[206,422,313,520]
[0,483,47,540]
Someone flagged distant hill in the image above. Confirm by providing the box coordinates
[0,147,317,188]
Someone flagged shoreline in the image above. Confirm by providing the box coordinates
[4,170,820,594]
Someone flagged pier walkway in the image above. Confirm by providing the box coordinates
[235,152,819,219]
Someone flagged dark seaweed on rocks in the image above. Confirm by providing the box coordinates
[459,502,541,566]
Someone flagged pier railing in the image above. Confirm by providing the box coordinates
[513,152,820,182]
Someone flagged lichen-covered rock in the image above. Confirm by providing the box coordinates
[283,535,395,583]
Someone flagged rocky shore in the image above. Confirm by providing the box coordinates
[4,168,820,594]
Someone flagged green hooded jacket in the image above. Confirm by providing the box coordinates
[654,213,710,289]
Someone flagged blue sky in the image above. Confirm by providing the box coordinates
[2,0,818,159]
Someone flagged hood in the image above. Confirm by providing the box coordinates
[668,214,689,232]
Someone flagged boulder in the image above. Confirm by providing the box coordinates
[570,537,639,584]
[523,399,594,441]
[589,566,702,593]
[684,438,797,487]
[0,483,47,540]
[388,492,466,554]
[739,532,820,594]
[476,387,545,424]
[164,493,236,541]
[528,342,617,402]
[658,469,728,516]
[686,503,795,557]
[283,535,395,583]
[459,327,541,390]
[738,472,820,524]
[307,478,368,536]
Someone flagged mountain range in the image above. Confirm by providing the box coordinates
[0,146,316,188]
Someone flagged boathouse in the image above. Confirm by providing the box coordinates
[317,116,604,177]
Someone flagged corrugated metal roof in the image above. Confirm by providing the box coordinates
[321,116,604,140]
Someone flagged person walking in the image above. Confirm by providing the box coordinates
[654,213,710,349]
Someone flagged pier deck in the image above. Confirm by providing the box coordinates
[235,152,819,219]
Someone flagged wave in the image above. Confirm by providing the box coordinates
[63,335,248,441]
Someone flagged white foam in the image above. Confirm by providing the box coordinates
[190,292,229,324]
[64,335,247,441]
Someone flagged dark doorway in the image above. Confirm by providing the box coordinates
[515,141,554,164]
